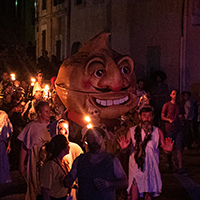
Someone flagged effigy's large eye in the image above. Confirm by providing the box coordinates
[118,56,134,75]
[121,66,131,74]
[94,69,104,78]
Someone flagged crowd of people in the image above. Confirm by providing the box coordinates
[0,69,199,200]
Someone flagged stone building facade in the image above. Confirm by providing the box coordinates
[35,0,200,97]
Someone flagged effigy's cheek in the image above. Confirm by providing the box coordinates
[55,85,69,108]
[81,80,92,90]
[65,91,87,114]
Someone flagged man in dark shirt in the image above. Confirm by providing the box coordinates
[63,127,127,200]
[161,90,185,174]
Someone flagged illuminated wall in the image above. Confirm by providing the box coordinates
[35,0,200,97]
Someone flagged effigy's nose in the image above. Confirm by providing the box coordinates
[98,63,126,91]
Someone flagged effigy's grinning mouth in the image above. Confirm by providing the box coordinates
[95,96,129,107]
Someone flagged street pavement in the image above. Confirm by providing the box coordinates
[0,147,200,200]
[0,170,26,200]
[156,147,200,200]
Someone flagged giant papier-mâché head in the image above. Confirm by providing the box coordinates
[55,32,138,119]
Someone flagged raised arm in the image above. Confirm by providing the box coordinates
[117,129,131,150]
[158,129,174,153]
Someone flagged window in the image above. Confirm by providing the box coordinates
[146,46,161,78]
[58,18,62,34]
[42,0,46,10]
[56,40,61,61]
[93,0,104,5]
[71,42,82,55]
[42,30,46,53]
[74,0,86,8]
[54,0,65,6]
[75,0,82,5]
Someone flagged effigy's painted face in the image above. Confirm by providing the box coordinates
[55,33,137,119]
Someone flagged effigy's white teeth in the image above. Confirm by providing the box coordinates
[124,96,129,101]
[107,100,112,106]
[95,96,129,107]
[119,98,124,104]
[113,99,120,105]
[96,99,101,104]
[100,100,107,106]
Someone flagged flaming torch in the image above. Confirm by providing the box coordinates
[31,77,36,86]
[44,84,50,99]
[10,73,16,81]
[84,115,93,129]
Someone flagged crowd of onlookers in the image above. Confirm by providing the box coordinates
[136,70,200,177]
[0,69,199,200]
[136,71,200,152]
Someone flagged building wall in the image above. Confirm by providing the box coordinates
[70,0,109,49]
[70,0,183,91]
[127,0,183,92]
[35,0,68,61]
[24,1,35,46]
[187,0,200,99]
[70,0,130,55]
[35,0,200,96]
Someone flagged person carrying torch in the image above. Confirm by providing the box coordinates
[32,70,44,97]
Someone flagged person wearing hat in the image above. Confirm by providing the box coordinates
[118,106,174,200]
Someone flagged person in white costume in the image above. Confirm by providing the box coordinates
[118,106,174,200]
[18,101,51,200]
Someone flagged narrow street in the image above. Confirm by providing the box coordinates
[0,147,200,200]
[156,147,200,200]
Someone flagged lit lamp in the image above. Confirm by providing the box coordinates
[10,73,16,81]
[31,78,36,86]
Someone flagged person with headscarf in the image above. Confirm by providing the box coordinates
[53,119,83,200]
